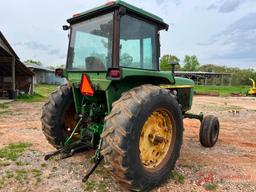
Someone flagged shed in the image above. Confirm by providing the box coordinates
[175,71,232,86]
[25,63,67,85]
[0,31,34,99]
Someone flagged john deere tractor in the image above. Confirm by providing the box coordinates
[41,1,220,191]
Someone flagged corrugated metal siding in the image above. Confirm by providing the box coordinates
[33,70,67,85]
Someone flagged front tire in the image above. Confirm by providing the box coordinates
[101,85,183,191]
[199,115,220,147]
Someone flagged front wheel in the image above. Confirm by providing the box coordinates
[199,115,220,147]
[101,85,183,191]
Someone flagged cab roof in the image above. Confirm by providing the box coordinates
[67,0,169,30]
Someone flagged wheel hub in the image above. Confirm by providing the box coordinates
[139,109,174,169]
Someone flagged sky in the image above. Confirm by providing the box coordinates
[0,0,256,69]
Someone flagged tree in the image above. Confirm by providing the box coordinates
[24,59,42,66]
[160,54,180,71]
[183,55,200,71]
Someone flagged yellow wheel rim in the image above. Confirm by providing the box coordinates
[139,108,175,169]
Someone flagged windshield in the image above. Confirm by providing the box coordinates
[120,15,158,70]
[67,13,113,71]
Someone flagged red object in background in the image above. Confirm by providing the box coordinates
[80,74,94,96]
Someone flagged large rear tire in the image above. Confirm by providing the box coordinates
[41,85,77,149]
[101,85,183,191]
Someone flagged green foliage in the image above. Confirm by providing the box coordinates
[0,142,32,161]
[170,170,185,184]
[24,59,42,66]
[160,54,180,71]
[183,55,200,71]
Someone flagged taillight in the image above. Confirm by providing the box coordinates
[55,68,64,77]
[107,68,121,79]
[80,74,94,96]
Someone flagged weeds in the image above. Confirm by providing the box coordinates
[170,170,185,184]
[83,180,108,192]
[204,183,217,191]
[15,169,28,182]
[31,169,42,183]
[0,159,11,167]
[0,103,9,109]
[0,142,32,161]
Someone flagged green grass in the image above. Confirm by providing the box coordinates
[34,84,57,97]
[0,103,12,116]
[83,180,108,192]
[0,159,11,167]
[17,84,57,102]
[0,142,32,161]
[170,170,185,184]
[15,169,28,182]
[0,104,9,109]
[194,85,249,96]
[204,183,217,191]
[31,169,42,183]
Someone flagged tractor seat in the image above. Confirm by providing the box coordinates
[86,57,106,71]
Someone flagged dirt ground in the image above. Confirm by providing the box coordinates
[0,96,255,192]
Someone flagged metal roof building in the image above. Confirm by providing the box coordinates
[175,71,232,86]
[0,31,34,99]
[25,63,67,85]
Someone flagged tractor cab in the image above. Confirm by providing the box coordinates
[65,0,168,74]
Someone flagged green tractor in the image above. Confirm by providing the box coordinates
[41,1,220,191]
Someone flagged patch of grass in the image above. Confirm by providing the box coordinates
[0,142,32,161]
[15,169,28,182]
[0,177,5,189]
[83,180,108,192]
[194,85,249,96]
[31,169,42,183]
[0,103,9,109]
[6,171,14,179]
[170,170,185,184]
[34,84,57,97]
[16,84,57,102]
[0,103,12,116]
[0,110,13,115]
[0,159,11,167]
[16,161,27,166]
[16,93,45,102]
[204,183,217,191]
[41,163,47,168]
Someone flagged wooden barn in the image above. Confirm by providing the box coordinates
[0,31,34,99]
